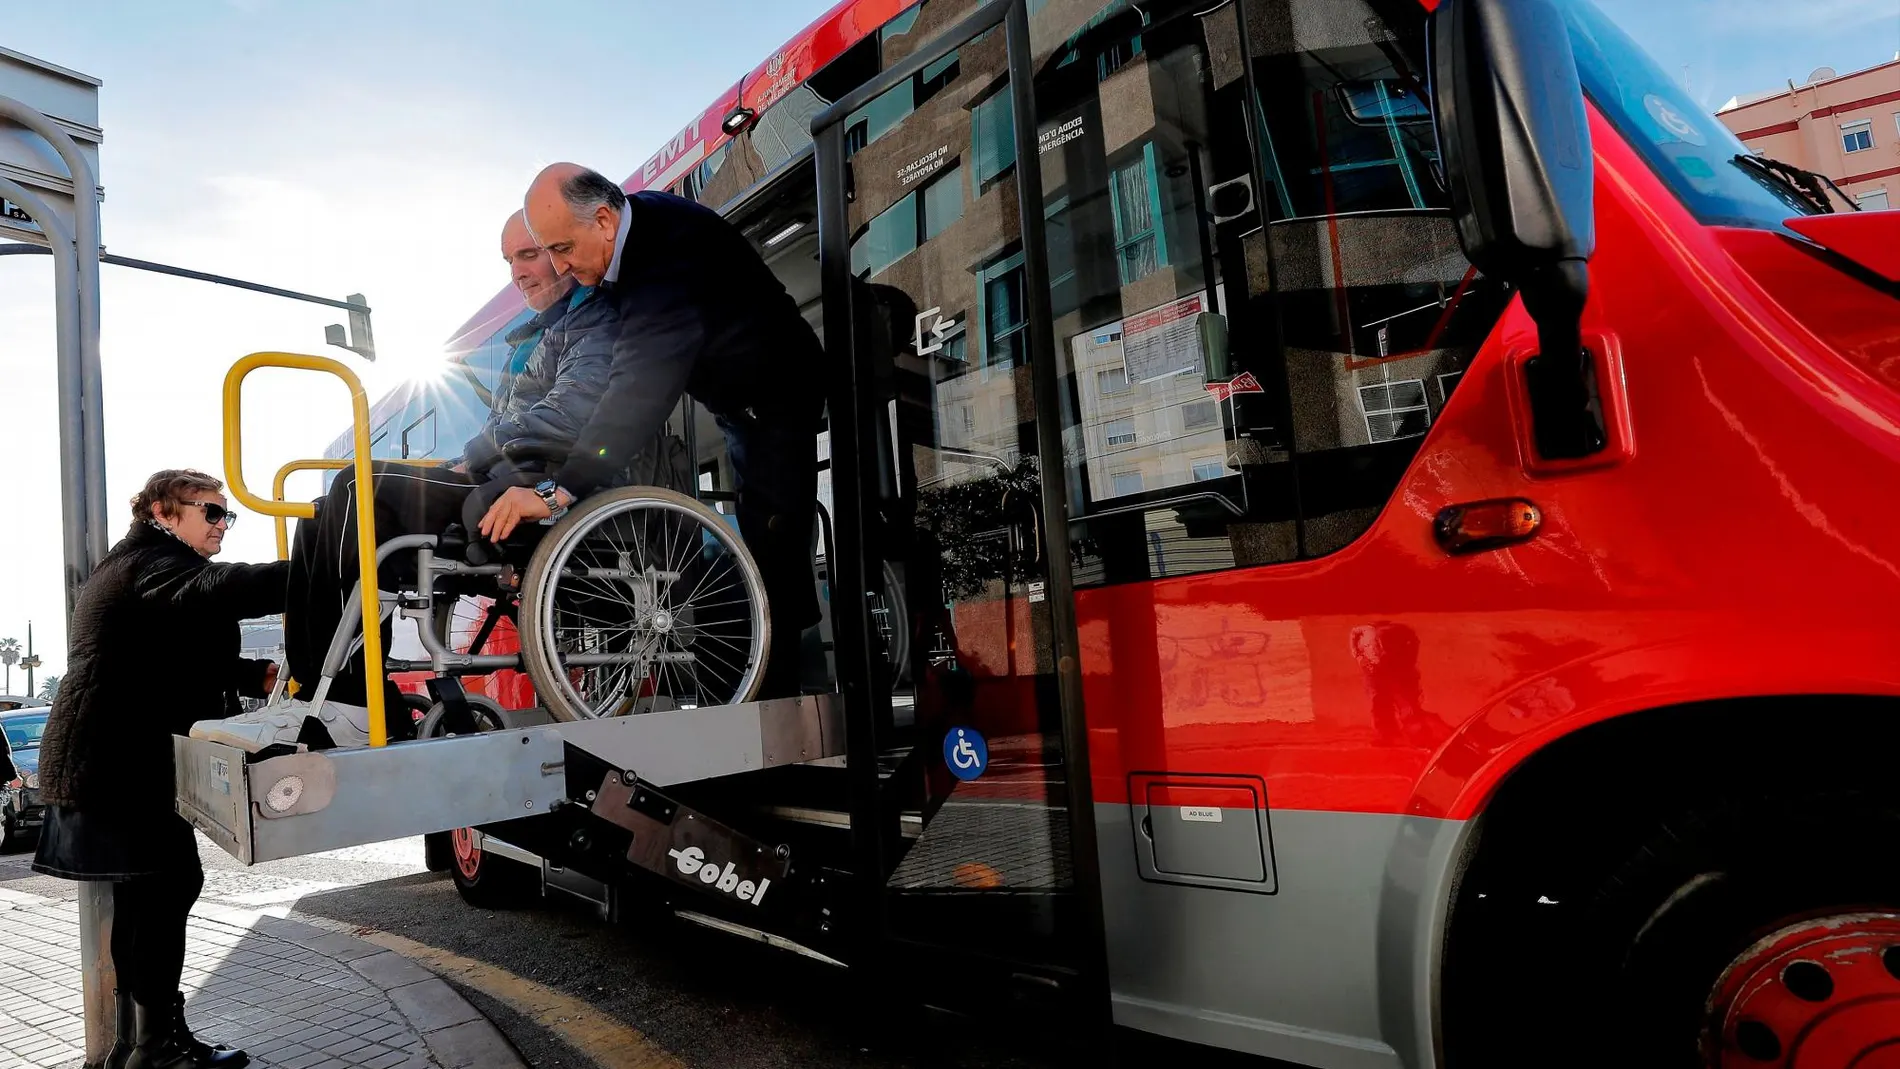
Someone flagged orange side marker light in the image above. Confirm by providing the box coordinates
[1433,499,1542,555]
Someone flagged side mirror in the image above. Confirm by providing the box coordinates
[1431,0,1603,459]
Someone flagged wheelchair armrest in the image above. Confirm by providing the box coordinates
[501,438,569,466]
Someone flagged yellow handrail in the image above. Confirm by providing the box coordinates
[271,458,350,560]
[224,352,388,748]
[271,457,442,559]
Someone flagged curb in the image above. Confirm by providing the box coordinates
[193,903,530,1069]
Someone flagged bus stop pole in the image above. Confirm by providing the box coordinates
[0,92,115,1067]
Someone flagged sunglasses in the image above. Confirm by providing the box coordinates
[180,501,238,528]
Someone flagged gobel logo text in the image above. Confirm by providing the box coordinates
[668,846,771,905]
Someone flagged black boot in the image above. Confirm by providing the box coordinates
[167,993,247,1067]
[123,996,248,1069]
[104,988,135,1069]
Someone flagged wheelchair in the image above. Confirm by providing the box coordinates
[303,448,771,726]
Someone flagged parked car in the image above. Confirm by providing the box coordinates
[1,705,50,851]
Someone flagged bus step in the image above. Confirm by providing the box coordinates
[760,805,922,838]
[673,909,847,967]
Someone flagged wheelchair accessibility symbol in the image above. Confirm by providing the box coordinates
[944,727,988,781]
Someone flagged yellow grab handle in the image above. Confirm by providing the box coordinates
[271,456,441,560]
[271,459,351,560]
[224,352,388,747]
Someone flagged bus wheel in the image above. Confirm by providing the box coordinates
[420,696,508,878]
[448,827,539,909]
[423,831,453,872]
[1581,794,1900,1067]
[1700,911,1900,1066]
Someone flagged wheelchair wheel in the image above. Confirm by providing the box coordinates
[875,559,910,683]
[519,486,769,721]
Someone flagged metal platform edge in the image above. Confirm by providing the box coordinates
[174,692,845,865]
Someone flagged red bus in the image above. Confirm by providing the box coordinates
[326,0,1900,1062]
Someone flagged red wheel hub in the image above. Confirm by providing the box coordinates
[1703,912,1900,1067]
[450,827,482,880]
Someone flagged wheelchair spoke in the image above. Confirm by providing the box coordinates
[528,494,767,718]
[666,556,738,621]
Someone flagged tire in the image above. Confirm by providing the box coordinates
[400,691,433,738]
[423,831,453,873]
[1593,793,1900,1066]
[448,827,541,909]
[416,694,507,739]
[418,697,508,878]
[1456,791,1900,1068]
[518,486,770,721]
[876,559,910,684]
[0,804,15,854]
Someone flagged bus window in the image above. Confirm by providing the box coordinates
[450,307,537,405]
[1024,0,1512,585]
[368,422,392,458]
[400,409,437,460]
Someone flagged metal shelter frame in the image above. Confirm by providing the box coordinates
[0,87,114,1067]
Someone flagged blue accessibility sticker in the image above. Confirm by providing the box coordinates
[943,726,988,781]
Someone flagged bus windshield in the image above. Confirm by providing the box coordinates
[1562,0,1822,229]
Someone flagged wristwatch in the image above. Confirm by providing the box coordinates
[533,479,570,522]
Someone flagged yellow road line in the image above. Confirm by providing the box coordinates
[352,927,685,1069]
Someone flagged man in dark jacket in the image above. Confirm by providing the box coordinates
[508,163,824,699]
[277,210,619,722]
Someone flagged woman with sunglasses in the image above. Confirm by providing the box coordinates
[35,469,286,1069]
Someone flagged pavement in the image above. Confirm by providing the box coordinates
[0,834,1181,1069]
[0,859,525,1069]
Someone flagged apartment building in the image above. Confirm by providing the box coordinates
[1717,56,1900,211]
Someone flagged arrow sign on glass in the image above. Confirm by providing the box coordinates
[913,307,958,356]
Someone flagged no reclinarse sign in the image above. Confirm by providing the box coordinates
[899,146,950,186]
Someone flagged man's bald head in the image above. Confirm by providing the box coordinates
[524,163,625,287]
[501,209,568,312]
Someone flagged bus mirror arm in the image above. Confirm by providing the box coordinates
[1430,0,1605,460]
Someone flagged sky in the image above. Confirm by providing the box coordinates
[1,0,1897,683]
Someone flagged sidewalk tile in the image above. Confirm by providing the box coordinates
[350,952,434,991]
[386,980,479,1033]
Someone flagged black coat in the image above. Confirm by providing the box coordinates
[36,521,287,813]
[549,190,826,498]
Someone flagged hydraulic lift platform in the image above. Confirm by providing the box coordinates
[174,693,844,865]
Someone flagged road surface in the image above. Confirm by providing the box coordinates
[1,835,1261,1068]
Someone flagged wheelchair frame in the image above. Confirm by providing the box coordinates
[293,486,774,724]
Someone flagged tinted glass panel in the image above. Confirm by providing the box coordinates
[1029,0,1511,585]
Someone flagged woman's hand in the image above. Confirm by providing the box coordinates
[262,662,279,694]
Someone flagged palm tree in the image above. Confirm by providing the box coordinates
[0,638,18,695]
[39,676,60,701]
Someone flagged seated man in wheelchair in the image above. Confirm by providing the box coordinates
[199,163,821,754]
[196,209,630,752]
